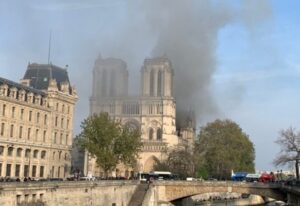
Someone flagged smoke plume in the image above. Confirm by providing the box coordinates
[112,0,272,127]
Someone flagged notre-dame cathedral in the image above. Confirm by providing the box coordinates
[86,55,195,177]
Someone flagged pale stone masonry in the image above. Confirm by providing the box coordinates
[0,63,77,179]
[87,56,195,177]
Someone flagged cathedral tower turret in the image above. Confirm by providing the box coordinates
[91,55,128,100]
[141,57,174,97]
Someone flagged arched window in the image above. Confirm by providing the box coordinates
[7,147,13,156]
[64,153,68,161]
[157,128,162,141]
[33,150,39,158]
[149,128,154,140]
[17,148,23,157]
[109,70,116,96]
[41,151,46,159]
[157,70,163,96]
[25,149,31,158]
[150,70,155,96]
[101,70,107,96]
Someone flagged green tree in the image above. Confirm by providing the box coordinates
[194,119,255,180]
[77,112,142,175]
[274,127,300,180]
[153,146,195,179]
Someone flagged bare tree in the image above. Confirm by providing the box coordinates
[274,127,300,180]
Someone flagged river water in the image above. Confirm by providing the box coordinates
[180,194,283,206]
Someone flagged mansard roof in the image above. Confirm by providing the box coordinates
[23,63,70,90]
[0,76,46,96]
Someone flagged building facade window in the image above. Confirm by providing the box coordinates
[19,126,23,138]
[24,165,29,177]
[33,150,38,158]
[157,128,162,141]
[27,128,31,140]
[149,128,154,140]
[54,132,57,144]
[35,129,39,141]
[157,70,163,96]
[12,106,15,118]
[32,165,37,177]
[10,124,14,137]
[7,147,13,156]
[36,112,40,123]
[150,70,155,96]
[43,130,46,142]
[0,123,4,136]
[2,104,6,116]
[65,134,69,145]
[55,116,58,126]
[44,114,47,125]
[41,151,46,159]
[15,164,20,177]
[40,166,44,178]
[6,164,11,176]
[25,149,31,158]
[20,109,24,120]
[29,111,32,121]
[17,148,22,157]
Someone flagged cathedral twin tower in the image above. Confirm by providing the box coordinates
[88,55,182,175]
[91,56,173,99]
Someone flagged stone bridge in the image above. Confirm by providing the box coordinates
[144,181,286,205]
[0,180,294,206]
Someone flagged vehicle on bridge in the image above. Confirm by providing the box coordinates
[245,173,260,182]
[231,171,248,181]
[259,172,275,183]
[138,171,178,182]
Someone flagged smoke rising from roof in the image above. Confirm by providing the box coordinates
[0,0,272,131]
[109,0,272,127]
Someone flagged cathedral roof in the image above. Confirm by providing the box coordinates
[23,63,70,91]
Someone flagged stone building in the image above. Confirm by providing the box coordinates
[86,56,195,177]
[0,63,77,179]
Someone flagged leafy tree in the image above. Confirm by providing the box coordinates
[153,146,195,179]
[77,112,142,175]
[194,119,255,180]
[274,127,300,180]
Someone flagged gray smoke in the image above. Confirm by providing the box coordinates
[4,0,272,132]
[113,0,272,127]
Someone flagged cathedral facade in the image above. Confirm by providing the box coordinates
[87,56,194,177]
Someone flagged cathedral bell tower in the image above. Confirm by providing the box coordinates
[141,57,174,97]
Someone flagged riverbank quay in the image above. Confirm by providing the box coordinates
[0,180,138,206]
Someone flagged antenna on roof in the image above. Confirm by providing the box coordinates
[47,30,52,64]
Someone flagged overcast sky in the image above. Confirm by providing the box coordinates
[0,0,299,171]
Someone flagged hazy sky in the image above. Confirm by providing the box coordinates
[0,0,299,171]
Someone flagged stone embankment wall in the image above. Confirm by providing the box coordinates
[0,181,138,206]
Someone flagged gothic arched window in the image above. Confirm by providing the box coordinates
[101,70,107,96]
[109,70,116,96]
[150,70,155,96]
[157,128,162,141]
[149,128,154,140]
[157,70,163,96]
